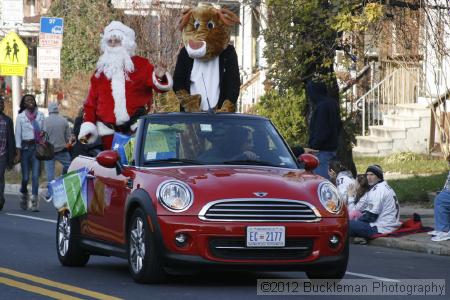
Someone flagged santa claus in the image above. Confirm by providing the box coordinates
[79,21,173,149]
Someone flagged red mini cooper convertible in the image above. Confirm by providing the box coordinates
[57,113,348,283]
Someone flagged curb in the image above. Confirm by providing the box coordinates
[369,234,450,256]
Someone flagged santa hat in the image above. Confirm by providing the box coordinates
[101,21,136,56]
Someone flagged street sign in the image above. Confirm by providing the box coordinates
[37,47,61,79]
[39,17,64,47]
[1,0,24,25]
[0,32,28,76]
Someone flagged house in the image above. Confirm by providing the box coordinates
[349,1,450,156]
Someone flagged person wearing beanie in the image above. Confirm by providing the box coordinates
[349,164,401,242]
[43,102,71,188]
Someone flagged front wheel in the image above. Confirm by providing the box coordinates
[127,208,165,283]
[56,210,90,266]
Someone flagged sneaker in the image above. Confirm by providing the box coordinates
[30,196,39,212]
[0,198,4,211]
[427,230,441,236]
[431,231,450,242]
[351,237,368,245]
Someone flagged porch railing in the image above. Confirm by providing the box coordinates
[356,66,421,136]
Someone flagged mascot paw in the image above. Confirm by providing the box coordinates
[177,90,201,112]
[217,100,236,113]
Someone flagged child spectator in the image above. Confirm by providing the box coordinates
[347,174,370,220]
[328,159,355,203]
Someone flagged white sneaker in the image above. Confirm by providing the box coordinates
[431,231,450,242]
[427,230,441,236]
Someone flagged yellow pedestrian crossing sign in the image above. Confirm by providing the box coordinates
[0,32,28,76]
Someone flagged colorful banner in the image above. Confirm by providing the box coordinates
[48,168,88,218]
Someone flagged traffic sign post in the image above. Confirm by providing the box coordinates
[37,47,61,79]
[39,17,64,47]
[0,32,28,76]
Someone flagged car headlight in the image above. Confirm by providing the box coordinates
[317,181,342,214]
[157,180,194,212]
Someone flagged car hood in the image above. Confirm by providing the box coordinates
[144,166,325,213]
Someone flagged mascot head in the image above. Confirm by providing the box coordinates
[179,3,240,60]
[96,21,136,79]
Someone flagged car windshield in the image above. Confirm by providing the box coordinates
[141,114,298,169]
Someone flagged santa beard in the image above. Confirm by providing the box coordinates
[96,46,134,80]
[96,46,134,125]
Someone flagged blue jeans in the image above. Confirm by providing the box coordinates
[20,144,40,196]
[350,220,378,238]
[315,150,336,180]
[45,150,71,183]
[434,189,450,232]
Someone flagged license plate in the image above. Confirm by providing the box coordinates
[246,226,285,247]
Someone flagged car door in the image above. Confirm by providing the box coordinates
[83,162,132,245]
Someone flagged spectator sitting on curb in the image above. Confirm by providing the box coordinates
[43,102,71,189]
[347,174,370,220]
[349,165,401,244]
[328,158,355,201]
[428,155,450,242]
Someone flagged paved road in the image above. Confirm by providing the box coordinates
[1,194,449,299]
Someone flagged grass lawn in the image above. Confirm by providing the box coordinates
[354,153,448,175]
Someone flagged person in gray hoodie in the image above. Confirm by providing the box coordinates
[43,102,71,186]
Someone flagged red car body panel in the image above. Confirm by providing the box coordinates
[69,157,348,264]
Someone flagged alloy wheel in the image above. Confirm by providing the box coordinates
[57,213,71,256]
[130,217,146,273]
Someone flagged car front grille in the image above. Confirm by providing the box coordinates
[198,199,321,222]
[209,237,314,260]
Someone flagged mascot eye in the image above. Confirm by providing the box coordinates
[207,20,215,29]
[194,20,200,30]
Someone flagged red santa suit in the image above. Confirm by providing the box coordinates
[79,21,172,149]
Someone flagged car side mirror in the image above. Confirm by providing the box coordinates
[298,153,319,171]
[96,150,120,168]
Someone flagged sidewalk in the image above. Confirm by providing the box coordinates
[4,184,450,256]
[368,205,450,256]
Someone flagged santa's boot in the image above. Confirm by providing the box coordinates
[30,195,39,212]
[19,193,28,211]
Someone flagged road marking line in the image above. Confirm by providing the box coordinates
[0,276,82,300]
[0,268,122,300]
[346,271,401,282]
[6,213,56,223]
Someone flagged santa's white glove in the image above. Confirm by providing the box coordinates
[78,122,99,144]
[154,65,166,79]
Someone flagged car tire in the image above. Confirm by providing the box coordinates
[306,238,349,280]
[127,208,165,283]
[56,210,90,267]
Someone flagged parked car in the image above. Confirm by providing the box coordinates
[57,113,348,283]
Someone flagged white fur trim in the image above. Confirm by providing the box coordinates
[96,121,116,136]
[152,72,173,91]
[111,71,130,125]
[186,41,207,59]
[78,122,98,144]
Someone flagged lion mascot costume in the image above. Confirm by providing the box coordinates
[173,3,240,112]
[79,21,173,149]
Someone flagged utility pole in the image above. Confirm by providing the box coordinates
[11,27,21,125]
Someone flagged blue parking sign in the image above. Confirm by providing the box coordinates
[40,17,64,34]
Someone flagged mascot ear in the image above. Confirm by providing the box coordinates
[217,7,240,26]
[179,8,193,30]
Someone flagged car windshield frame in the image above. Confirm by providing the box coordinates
[134,113,300,169]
